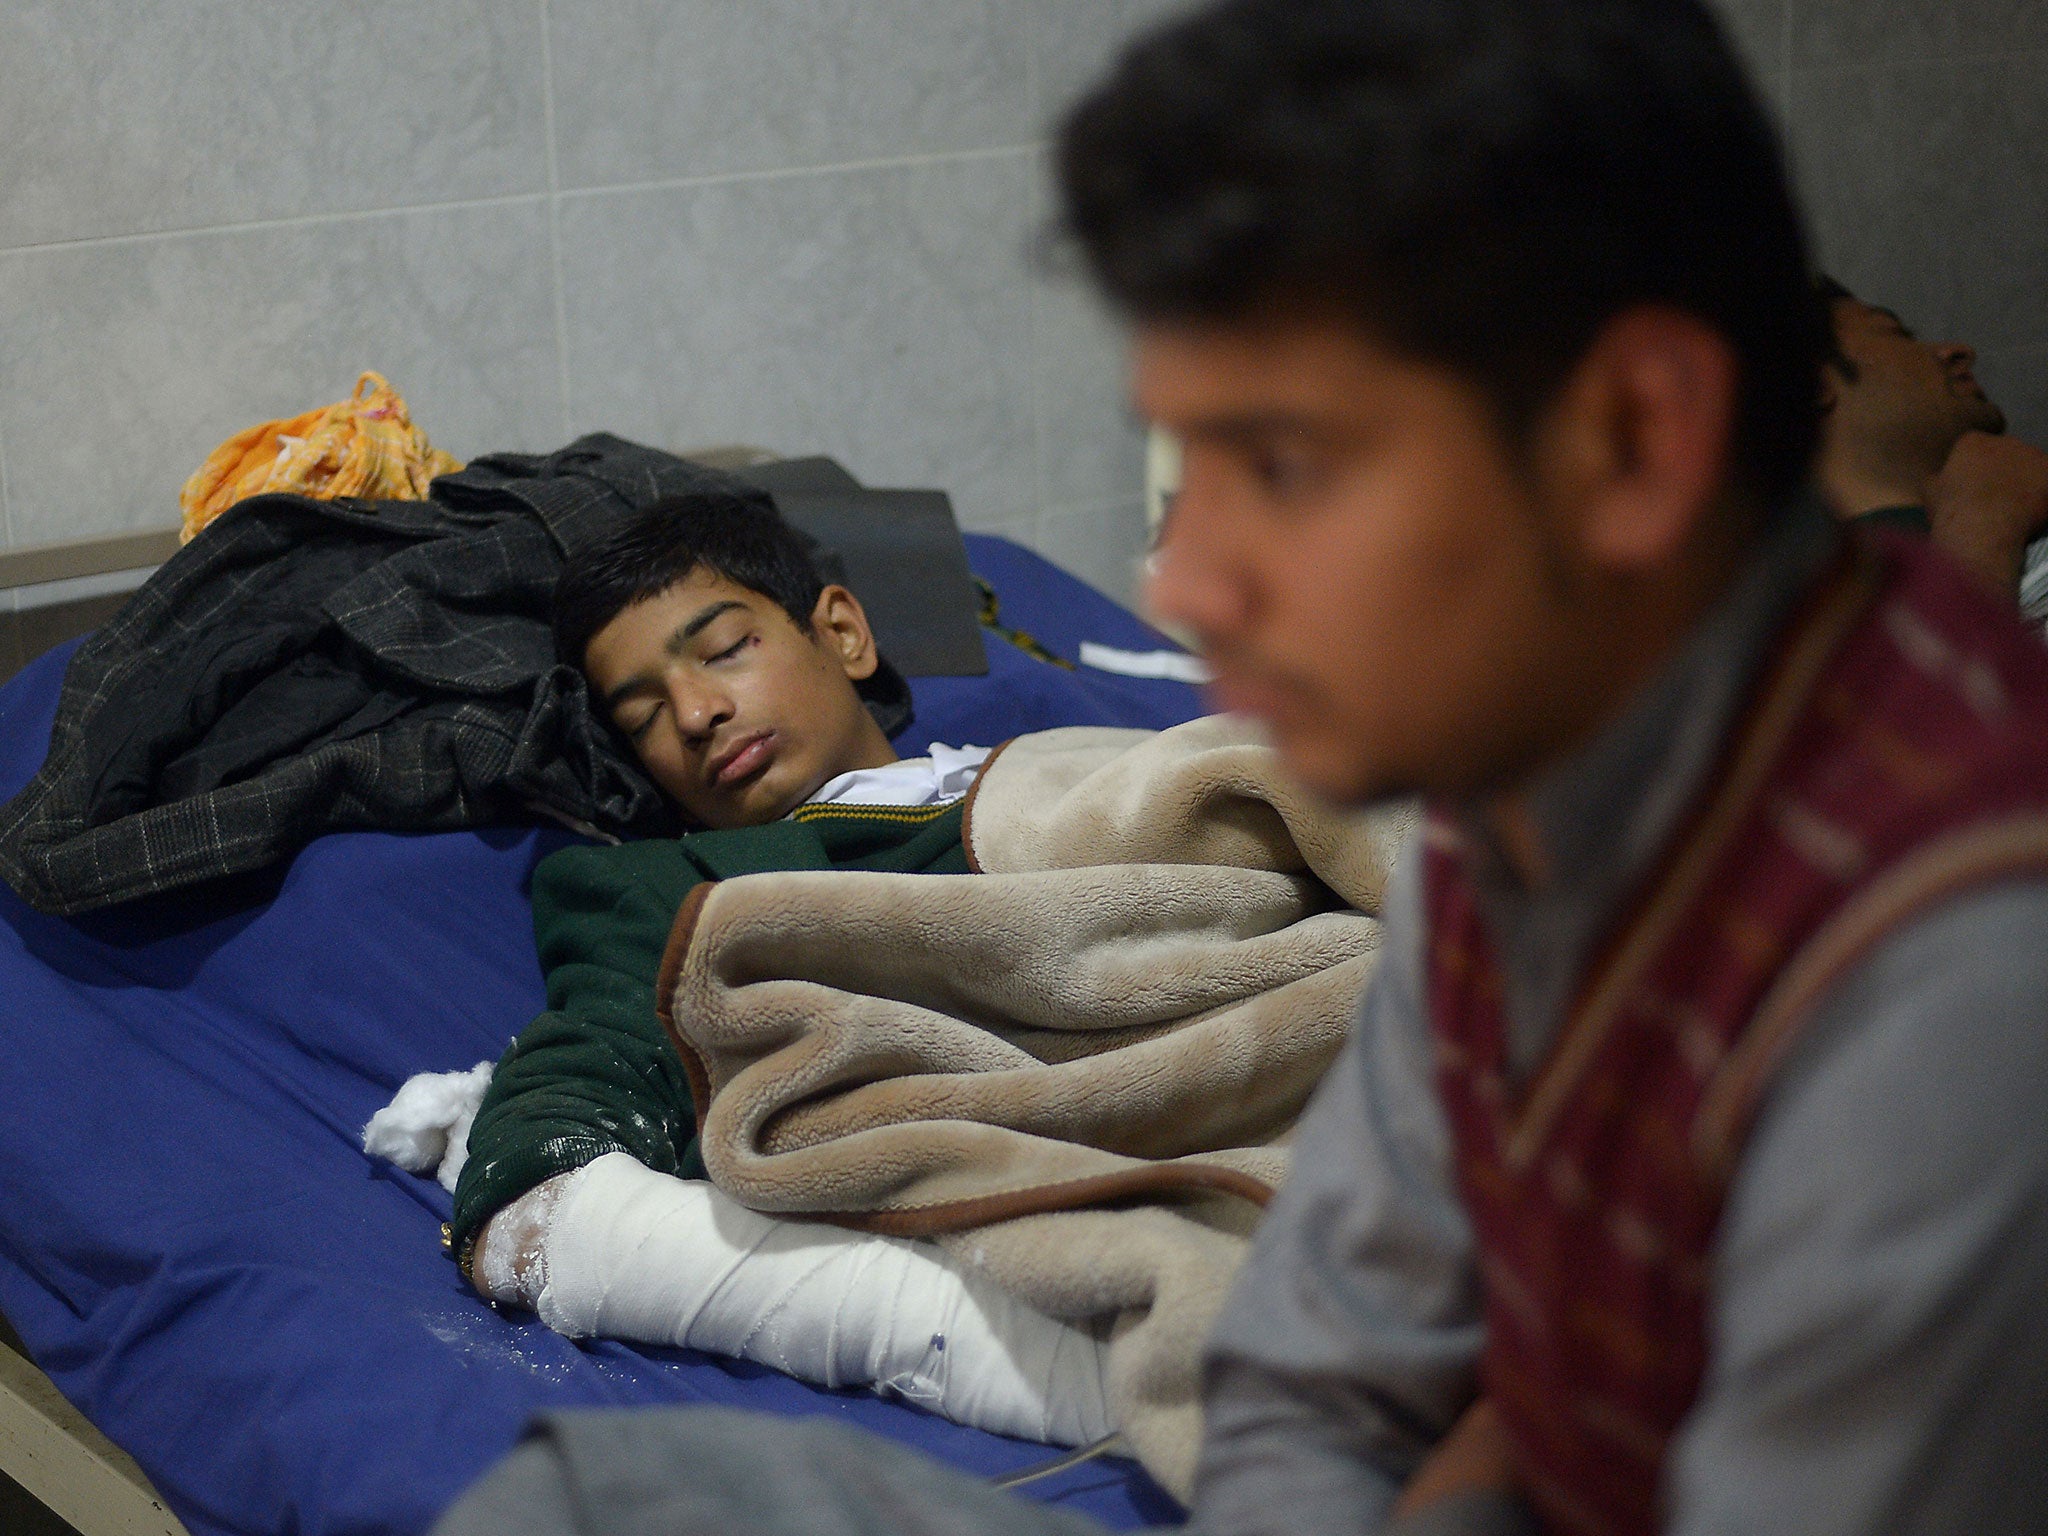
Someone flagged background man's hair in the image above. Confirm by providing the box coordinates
[1814,274,1860,385]
[553,492,825,671]
[1056,0,1827,512]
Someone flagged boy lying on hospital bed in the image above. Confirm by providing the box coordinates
[368,493,1392,1482]
[379,492,1114,1445]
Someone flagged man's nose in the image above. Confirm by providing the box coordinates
[1142,468,1254,645]
[1936,339,1977,370]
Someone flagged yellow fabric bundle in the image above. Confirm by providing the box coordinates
[179,372,463,543]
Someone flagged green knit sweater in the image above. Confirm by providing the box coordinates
[450,800,971,1255]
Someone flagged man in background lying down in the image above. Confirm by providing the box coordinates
[1814,275,2048,600]
[433,0,2048,1532]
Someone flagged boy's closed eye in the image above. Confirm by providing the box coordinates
[702,630,757,665]
[616,630,759,740]
[622,702,662,742]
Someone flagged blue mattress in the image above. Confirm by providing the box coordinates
[0,534,1204,1536]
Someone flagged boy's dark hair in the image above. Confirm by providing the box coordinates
[554,490,823,671]
[555,492,912,734]
[1055,0,1827,513]
[1814,274,1860,385]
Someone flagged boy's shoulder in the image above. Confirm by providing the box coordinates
[534,800,970,907]
[533,822,823,909]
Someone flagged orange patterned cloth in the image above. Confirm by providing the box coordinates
[179,372,463,543]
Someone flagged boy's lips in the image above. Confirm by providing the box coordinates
[708,730,776,788]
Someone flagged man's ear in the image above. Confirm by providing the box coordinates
[809,585,881,681]
[1535,305,1741,573]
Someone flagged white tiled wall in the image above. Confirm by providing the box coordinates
[0,0,1192,611]
[1711,0,2048,446]
[4,0,2042,619]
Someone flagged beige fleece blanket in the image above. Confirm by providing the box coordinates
[657,716,1408,1495]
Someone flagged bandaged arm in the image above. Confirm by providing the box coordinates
[450,842,707,1259]
[474,1154,1113,1448]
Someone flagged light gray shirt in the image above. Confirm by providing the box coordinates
[1192,504,2048,1535]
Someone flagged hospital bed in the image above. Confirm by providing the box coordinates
[0,522,1203,1536]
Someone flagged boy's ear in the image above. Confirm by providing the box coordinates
[809,585,881,681]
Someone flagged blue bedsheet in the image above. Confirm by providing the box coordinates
[0,535,1204,1536]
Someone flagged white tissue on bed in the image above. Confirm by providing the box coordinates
[1076,641,1212,685]
[362,1062,494,1193]
[535,1152,1114,1448]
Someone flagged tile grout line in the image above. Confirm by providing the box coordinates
[1779,1,1794,125]
[550,143,1044,204]
[0,422,16,615]
[0,146,1050,259]
[1025,133,1053,558]
[1041,494,1146,524]
[1021,3,1041,129]
[1786,45,2048,80]
[1021,5,1047,550]
[0,417,14,550]
[539,0,573,442]
[1016,0,1056,566]
[0,191,553,257]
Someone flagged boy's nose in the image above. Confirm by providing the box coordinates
[670,681,735,741]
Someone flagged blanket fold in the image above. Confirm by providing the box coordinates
[659,716,1410,1494]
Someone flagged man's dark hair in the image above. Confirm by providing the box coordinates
[554,492,825,671]
[1814,274,1860,385]
[1056,0,1828,512]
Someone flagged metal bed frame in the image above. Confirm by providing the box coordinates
[0,525,190,1536]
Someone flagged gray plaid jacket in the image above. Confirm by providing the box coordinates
[0,436,737,915]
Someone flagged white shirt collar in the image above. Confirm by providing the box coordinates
[801,742,991,811]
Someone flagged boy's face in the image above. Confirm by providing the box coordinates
[583,568,895,828]
[1137,314,1643,808]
